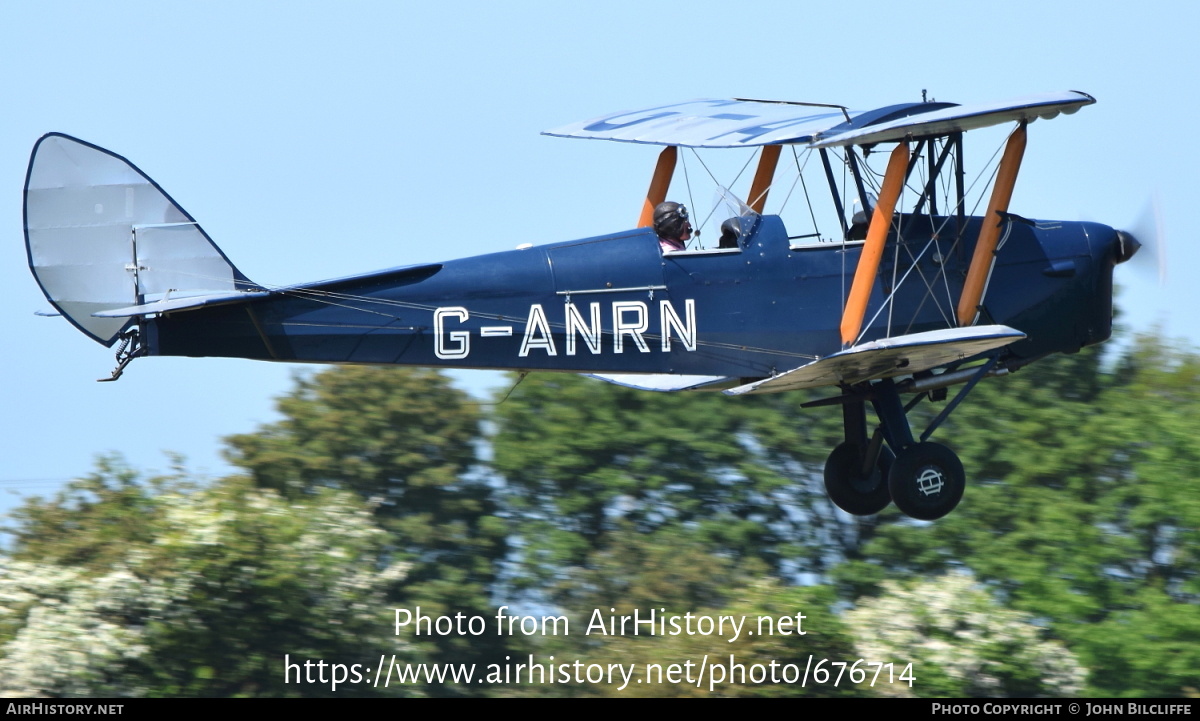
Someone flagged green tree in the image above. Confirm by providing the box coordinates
[1,466,416,697]
[842,336,1200,695]
[7,455,170,571]
[223,366,508,683]
[497,525,860,698]
[491,332,1200,697]
[1074,587,1200,698]
[490,373,840,596]
[583,579,862,698]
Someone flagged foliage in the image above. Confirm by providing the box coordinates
[490,373,845,594]
[0,466,415,697]
[223,366,507,680]
[1071,587,1200,698]
[498,526,859,698]
[0,562,150,697]
[559,523,767,613]
[582,580,862,698]
[7,332,1199,697]
[846,337,1200,695]
[6,456,173,571]
[223,367,481,516]
[844,574,1086,698]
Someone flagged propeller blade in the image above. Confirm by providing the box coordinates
[1122,193,1168,284]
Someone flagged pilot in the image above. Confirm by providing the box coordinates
[653,201,693,252]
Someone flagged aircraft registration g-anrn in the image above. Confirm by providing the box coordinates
[24,90,1142,521]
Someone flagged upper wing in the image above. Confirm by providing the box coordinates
[542,99,857,148]
[723,325,1025,396]
[544,92,1093,149]
[810,91,1095,148]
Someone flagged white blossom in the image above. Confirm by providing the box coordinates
[844,573,1086,697]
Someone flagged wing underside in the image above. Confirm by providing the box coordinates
[586,373,736,392]
[723,326,1026,396]
[543,99,857,147]
[544,92,1093,149]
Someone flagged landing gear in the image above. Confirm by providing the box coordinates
[823,399,893,516]
[824,441,894,515]
[812,370,986,521]
[887,442,965,520]
[98,326,144,382]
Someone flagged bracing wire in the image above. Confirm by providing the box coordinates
[690,148,756,232]
[786,146,822,241]
[679,149,698,247]
[850,123,1022,343]
[473,372,527,407]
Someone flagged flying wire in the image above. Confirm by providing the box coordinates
[679,148,699,248]
[850,125,1017,342]
[471,372,528,407]
[689,148,756,232]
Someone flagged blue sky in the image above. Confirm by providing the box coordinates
[1,1,1196,516]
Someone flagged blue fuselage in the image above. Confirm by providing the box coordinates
[146,213,1120,380]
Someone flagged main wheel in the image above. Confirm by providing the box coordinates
[887,442,965,521]
[824,442,893,515]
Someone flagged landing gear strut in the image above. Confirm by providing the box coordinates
[818,370,983,520]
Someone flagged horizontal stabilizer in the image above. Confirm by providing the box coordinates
[93,263,446,319]
[723,325,1025,396]
[587,373,735,392]
[93,290,271,318]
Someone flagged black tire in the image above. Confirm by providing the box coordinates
[887,442,965,521]
[824,442,893,516]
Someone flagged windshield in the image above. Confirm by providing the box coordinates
[706,187,759,249]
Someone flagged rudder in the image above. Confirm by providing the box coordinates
[23,133,256,346]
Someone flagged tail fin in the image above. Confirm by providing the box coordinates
[23,133,256,346]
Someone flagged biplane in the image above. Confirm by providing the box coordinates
[24,90,1140,520]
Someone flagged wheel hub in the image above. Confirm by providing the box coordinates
[915,466,945,496]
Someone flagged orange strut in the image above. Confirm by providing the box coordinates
[748,145,782,214]
[956,124,1027,326]
[637,146,678,228]
[840,142,910,346]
